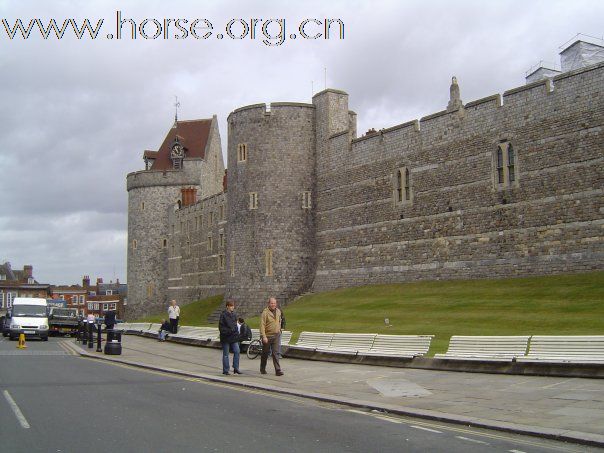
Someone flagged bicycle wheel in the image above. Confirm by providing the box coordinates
[246,339,262,360]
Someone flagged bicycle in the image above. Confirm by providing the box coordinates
[246,338,262,359]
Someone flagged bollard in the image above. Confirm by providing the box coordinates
[82,322,87,345]
[96,323,102,352]
[88,323,94,349]
[104,329,122,355]
[17,333,27,349]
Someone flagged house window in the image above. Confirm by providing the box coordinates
[494,142,519,189]
[0,274,5,280]
[219,232,225,248]
[110,303,117,310]
[79,295,85,305]
[0,292,4,308]
[302,191,312,209]
[106,290,113,296]
[6,292,14,307]
[237,143,248,162]
[218,254,226,270]
[249,192,258,210]
[207,235,213,251]
[230,251,235,277]
[265,249,273,277]
[394,167,412,204]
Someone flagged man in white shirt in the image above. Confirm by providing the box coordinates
[168,300,180,333]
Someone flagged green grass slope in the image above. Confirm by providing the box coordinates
[137,272,603,356]
[247,271,604,355]
[136,294,223,325]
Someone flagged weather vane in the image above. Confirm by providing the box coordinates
[174,95,180,123]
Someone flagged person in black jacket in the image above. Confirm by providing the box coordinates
[104,310,116,341]
[158,319,171,341]
[218,300,241,375]
[238,317,252,352]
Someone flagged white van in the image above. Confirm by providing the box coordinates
[8,297,49,341]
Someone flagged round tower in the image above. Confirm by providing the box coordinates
[126,170,199,319]
[225,103,316,315]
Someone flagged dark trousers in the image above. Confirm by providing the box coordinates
[106,324,115,341]
[260,334,281,373]
[169,318,178,334]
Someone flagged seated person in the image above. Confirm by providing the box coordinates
[158,319,171,341]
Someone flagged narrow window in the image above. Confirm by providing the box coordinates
[265,249,273,277]
[494,142,519,189]
[237,144,248,162]
[249,192,258,210]
[302,191,312,209]
[218,254,226,270]
[394,166,412,205]
[230,251,235,277]
[397,170,403,202]
[507,144,515,183]
[219,205,225,220]
[132,239,137,250]
[207,235,213,251]
[496,147,504,184]
[219,232,225,248]
[162,239,167,248]
[141,202,145,210]
[210,211,214,224]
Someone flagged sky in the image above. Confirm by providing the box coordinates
[0,0,602,285]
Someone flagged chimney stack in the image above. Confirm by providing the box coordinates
[181,187,197,207]
[23,265,33,279]
[83,275,90,287]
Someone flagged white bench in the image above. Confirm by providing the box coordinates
[317,333,377,355]
[280,330,292,345]
[173,326,219,341]
[360,335,434,358]
[292,332,335,351]
[517,336,604,364]
[434,336,530,361]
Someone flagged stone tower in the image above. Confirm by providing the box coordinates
[126,117,224,318]
[225,103,316,315]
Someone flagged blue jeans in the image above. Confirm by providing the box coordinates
[222,341,240,374]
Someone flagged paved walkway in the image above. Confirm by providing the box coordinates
[71,335,604,446]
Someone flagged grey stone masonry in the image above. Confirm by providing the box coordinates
[127,61,604,318]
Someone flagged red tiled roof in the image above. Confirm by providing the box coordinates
[150,119,212,170]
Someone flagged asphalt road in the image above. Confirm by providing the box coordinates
[0,336,598,453]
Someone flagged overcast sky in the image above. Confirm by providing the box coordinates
[0,0,602,285]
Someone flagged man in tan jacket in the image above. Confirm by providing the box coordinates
[260,297,284,376]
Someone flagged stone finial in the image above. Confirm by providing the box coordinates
[447,76,463,111]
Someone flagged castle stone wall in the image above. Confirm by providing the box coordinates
[167,192,226,306]
[312,62,604,292]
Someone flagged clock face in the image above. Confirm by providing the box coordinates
[171,144,184,158]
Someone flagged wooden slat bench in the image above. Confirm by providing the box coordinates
[317,333,377,355]
[517,336,604,364]
[359,335,434,358]
[291,332,335,351]
[434,336,530,361]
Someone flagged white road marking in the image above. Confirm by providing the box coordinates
[410,425,442,433]
[456,436,489,445]
[509,450,528,453]
[541,378,573,389]
[3,390,30,428]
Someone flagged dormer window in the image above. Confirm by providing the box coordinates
[27,277,34,284]
[0,274,6,281]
